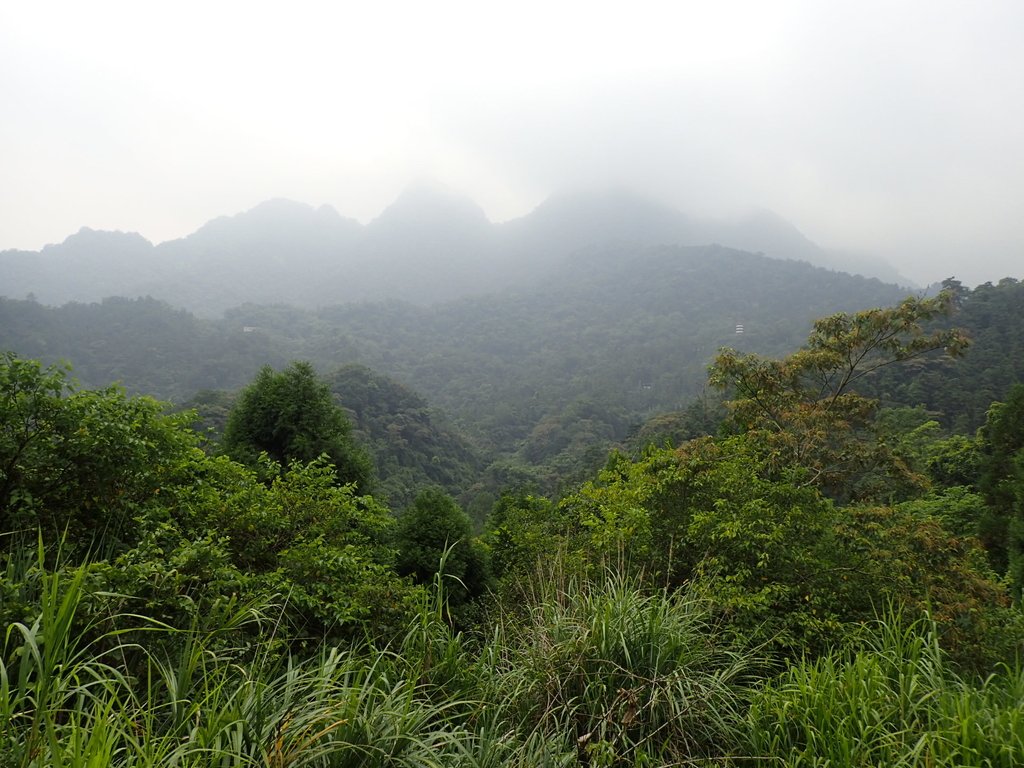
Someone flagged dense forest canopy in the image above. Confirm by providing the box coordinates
[2,262,1022,506]
[0,243,921,501]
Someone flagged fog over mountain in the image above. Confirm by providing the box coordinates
[0,186,913,314]
[3,2,1022,288]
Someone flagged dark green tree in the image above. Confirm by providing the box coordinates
[394,488,488,615]
[978,384,1024,598]
[220,361,372,491]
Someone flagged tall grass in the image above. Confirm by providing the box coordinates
[746,612,1024,767]
[485,567,755,767]
[1,549,134,768]
[7,543,1022,768]
[0,548,476,767]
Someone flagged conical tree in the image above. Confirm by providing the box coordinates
[221,361,372,491]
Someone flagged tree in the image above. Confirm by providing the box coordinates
[0,352,195,553]
[220,361,372,491]
[978,384,1024,598]
[394,488,488,616]
[708,292,968,500]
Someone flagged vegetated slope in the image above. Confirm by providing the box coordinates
[295,245,909,456]
[324,364,485,511]
[0,295,292,396]
[179,364,486,515]
[0,243,911,493]
[864,277,1024,431]
[0,187,909,315]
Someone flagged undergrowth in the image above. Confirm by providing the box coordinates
[2,547,1023,767]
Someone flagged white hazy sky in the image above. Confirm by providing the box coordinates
[1,0,1021,286]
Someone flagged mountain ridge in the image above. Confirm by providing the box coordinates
[0,187,912,313]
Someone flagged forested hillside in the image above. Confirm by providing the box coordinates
[4,254,1021,509]
[324,365,485,511]
[867,277,1024,431]
[0,244,910,492]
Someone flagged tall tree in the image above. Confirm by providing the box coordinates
[708,292,968,500]
[221,361,372,491]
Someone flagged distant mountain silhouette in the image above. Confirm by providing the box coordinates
[1,228,159,305]
[359,183,497,302]
[0,186,911,314]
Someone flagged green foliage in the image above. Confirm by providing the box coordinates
[1,525,1019,767]
[747,612,1024,767]
[515,398,633,491]
[566,439,846,654]
[0,553,473,768]
[105,454,413,647]
[0,352,414,647]
[926,433,984,489]
[325,364,484,511]
[563,433,1012,663]
[487,570,753,767]
[978,383,1024,598]
[1,552,129,767]
[710,292,967,501]
[895,485,990,539]
[866,277,1024,432]
[875,405,945,474]
[978,385,1024,507]
[394,488,489,617]
[485,491,580,586]
[0,352,197,555]
[624,393,726,452]
[221,361,372,491]
[176,387,235,440]
[831,503,1012,670]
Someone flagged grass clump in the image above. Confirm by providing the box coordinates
[484,568,754,767]
[746,611,1024,767]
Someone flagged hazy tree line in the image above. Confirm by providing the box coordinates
[1,270,1022,511]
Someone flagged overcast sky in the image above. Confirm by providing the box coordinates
[2,0,1021,286]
